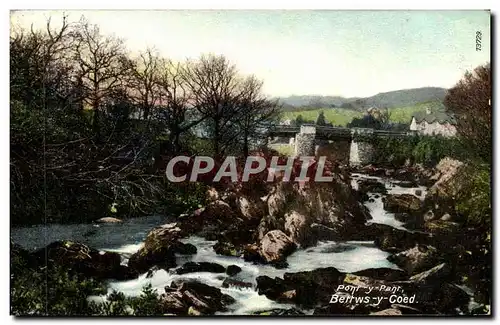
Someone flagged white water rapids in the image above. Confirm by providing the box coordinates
[11,173,428,315]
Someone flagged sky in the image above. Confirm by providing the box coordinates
[10,10,491,98]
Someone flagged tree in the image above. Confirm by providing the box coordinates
[72,17,132,135]
[184,54,245,158]
[234,75,280,156]
[157,59,206,153]
[444,63,491,163]
[129,48,162,120]
[316,111,326,125]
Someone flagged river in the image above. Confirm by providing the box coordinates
[11,173,429,315]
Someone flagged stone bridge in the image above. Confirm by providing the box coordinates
[267,124,417,166]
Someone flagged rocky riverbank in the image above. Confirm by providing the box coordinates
[11,157,491,316]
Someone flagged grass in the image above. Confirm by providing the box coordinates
[280,101,446,126]
[281,109,363,126]
[387,101,446,124]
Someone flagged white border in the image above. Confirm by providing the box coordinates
[2,1,498,325]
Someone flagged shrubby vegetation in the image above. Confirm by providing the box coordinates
[10,16,279,225]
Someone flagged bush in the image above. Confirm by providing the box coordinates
[371,135,464,167]
[455,164,491,227]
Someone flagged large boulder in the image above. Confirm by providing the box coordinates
[168,280,236,315]
[383,194,422,213]
[256,267,346,307]
[427,157,464,199]
[259,180,371,247]
[213,227,256,257]
[356,223,431,252]
[175,262,226,275]
[357,179,388,195]
[259,230,297,264]
[33,240,137,280]
[128,223,185,273]
[284,210,311,245]
[387,245,439,275]
[409,263,451,285]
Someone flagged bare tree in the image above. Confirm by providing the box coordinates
[184,54,246,157]
[235,75,280,156]
[155,59,206,153]
[129,48,162,119]
[71,17,131,133]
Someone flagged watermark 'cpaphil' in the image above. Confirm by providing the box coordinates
[165,155,335,183]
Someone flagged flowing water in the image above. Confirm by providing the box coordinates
[11,173,428,315]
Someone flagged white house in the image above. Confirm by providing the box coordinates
[410,107,457,137]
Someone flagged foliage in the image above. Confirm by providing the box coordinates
[371,135,464,167]
[455,164,491,227]
[282,108,362,126]
[315,111,326,125]
[10,16,277,225]
[444,63,491,163]
[10,249,164,316]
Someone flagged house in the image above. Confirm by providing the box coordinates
[410,107,457,137]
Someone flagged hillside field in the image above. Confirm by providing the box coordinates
[280,101,445,126]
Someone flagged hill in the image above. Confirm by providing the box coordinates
[277,87,447,111]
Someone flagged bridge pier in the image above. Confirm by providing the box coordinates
[349,128,375,167]
[294,125,316,157]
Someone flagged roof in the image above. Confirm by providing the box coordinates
[412,110,457,125]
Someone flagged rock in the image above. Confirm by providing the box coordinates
[175,262,226,275]
[256,275,287,300]
[169,280,235,315]
[221,278,253,289]
[213,241,242,257]
[213,227,255,257]
[283,267,346,307]
[226,264,242,276]
[237,196,266,222]
[390,304,421,315]
[409,263,451,285]
[33,240,134,280]
[357,179,388,194]
[415,189,423,196]
[424,220,461,236]
[277,290,297,302]
[364,223,431,252]
[243,243,264,263]
[423,210,436,222]
[202,200,236,224]
[396,181,418,188]
[161,291,189,315]
[353,268,408,281]
[206,187,219,202]
[267,184,288,217]
[427,157,464,199]
[253,308,304,316]
[440,213,452,221]
[188,306,202,316]
[259,230,296,264]
[383,194,422,213]
[388,245,439,275]
[370,308,402,315]
[284,210,310,245]
[171,242,197,255]
[95,217,123,223]
[310,223,341,241]
[128,223,185,273]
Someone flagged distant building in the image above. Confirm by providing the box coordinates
[410,107,457,137]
